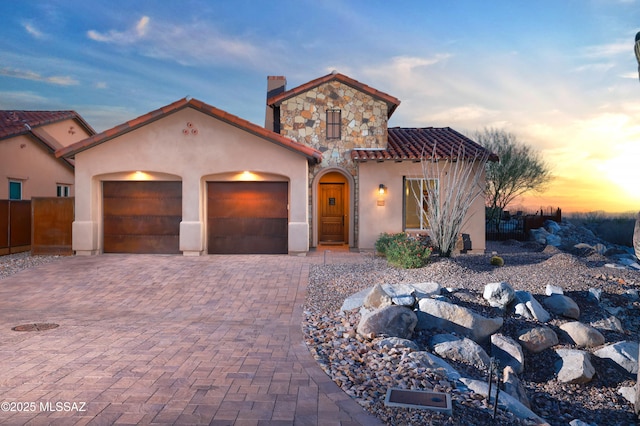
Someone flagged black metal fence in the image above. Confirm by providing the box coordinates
[486,207,562,241]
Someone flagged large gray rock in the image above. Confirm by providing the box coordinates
[555,348,595,384]
[559,321,605,348]
[483,282,515,309]
[503,365,531,408]
[590,316,624,333]
[514,291,551,323]
[363,284,392,310]
[431,334,491,369]
[518,327,559,353]
[357,305,417,339]
[341,282,441,311]
[543,294,580,319]
[593,341,639,375]
[459,378,549,425]
[416,298,503,343]
[491,333,525,374]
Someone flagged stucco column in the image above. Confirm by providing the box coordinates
[179,174,204,256]
[72,167,99,255]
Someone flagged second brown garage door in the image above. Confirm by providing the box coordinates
[103,181,182,254]
[208,181,288,254]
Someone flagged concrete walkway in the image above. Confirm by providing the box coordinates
[0,252,383,425]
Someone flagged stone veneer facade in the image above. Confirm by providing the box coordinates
[278,80,391,247]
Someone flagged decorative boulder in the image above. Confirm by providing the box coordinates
[559,321,605,348]
[543,294,580,319]
[502,365,531,408]
[518,326,559,353]
[514,291,551,323]
[357,305,417,339]
[555,348,595,384]
[363,284,392,310]
[593,341,639,375]
[491,333,525,374]
[431,334,491,369]
[416,298,503,343]
[545,284,564,296]
[483,282,515,309]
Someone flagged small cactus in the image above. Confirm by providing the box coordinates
[490,256,504,267]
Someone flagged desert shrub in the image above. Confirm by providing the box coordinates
[385,236,432,269]
[375,232,407,255]
[490,255,505,267]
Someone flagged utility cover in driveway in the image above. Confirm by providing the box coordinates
[103,181,182,254]
[208,181,288,254]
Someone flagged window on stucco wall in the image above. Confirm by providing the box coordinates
[326,109,341,139]
[9,180,22,200]
[403,177,438,230]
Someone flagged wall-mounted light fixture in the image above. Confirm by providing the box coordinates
[378,184,387,195]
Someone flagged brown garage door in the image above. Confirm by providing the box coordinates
[208,181,288,254]
[103,181,181,254]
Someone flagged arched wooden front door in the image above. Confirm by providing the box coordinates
[318,172,348,243]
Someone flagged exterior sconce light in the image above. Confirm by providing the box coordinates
[378,184,387,196]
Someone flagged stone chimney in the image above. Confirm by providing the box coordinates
[265,76,286,132]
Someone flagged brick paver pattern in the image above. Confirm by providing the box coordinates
[0,252,383,425]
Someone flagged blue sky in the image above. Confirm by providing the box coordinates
[2,0,640,212]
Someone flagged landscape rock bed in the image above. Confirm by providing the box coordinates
[303,240,639,425]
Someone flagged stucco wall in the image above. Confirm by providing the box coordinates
[0,118,91,199]
[72,107,311,255]
[357,160,487,253]
[0,133,74,199]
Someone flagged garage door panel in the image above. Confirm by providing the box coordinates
[103,197,182,216]
[207,182,288,254]
[104,235,179,254]
[104,216,181,235]
[103,181,181,254]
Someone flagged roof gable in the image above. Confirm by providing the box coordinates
[267,72,401,118]
[0,110,95,140]
[351,127,498,162]
[56,98,322,163]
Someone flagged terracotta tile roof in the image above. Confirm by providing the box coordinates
[56,98,323,164]
[0,110,95,140]
[267,72,401,117]
[351,127,498,162]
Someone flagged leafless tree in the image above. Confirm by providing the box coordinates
[409,143,491,257]
[473,128,552,228]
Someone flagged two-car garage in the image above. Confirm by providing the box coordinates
[102,180,288,255]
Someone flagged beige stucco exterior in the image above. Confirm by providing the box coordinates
[357,160,487,253]
[0,117,91,199]
[71,107,312,256]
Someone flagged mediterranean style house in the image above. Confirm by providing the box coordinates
[0,110,94,200]
[56,72,493,256]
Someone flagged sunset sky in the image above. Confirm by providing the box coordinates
[1,1,639,213]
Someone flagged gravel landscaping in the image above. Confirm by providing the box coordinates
[303,241,640,425]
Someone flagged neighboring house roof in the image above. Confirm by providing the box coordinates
[0,110,95,140]
[0,110,95,169]
[267,72,401,118]
[56,98,323,164]
[351,127,499,162]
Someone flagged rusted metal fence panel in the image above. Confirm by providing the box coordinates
[31,197,74,256]
[0,200,32,254]
[0,200,8,255]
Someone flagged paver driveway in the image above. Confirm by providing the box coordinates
[0,254,382,425]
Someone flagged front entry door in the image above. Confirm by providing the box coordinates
[319,183,345,242]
